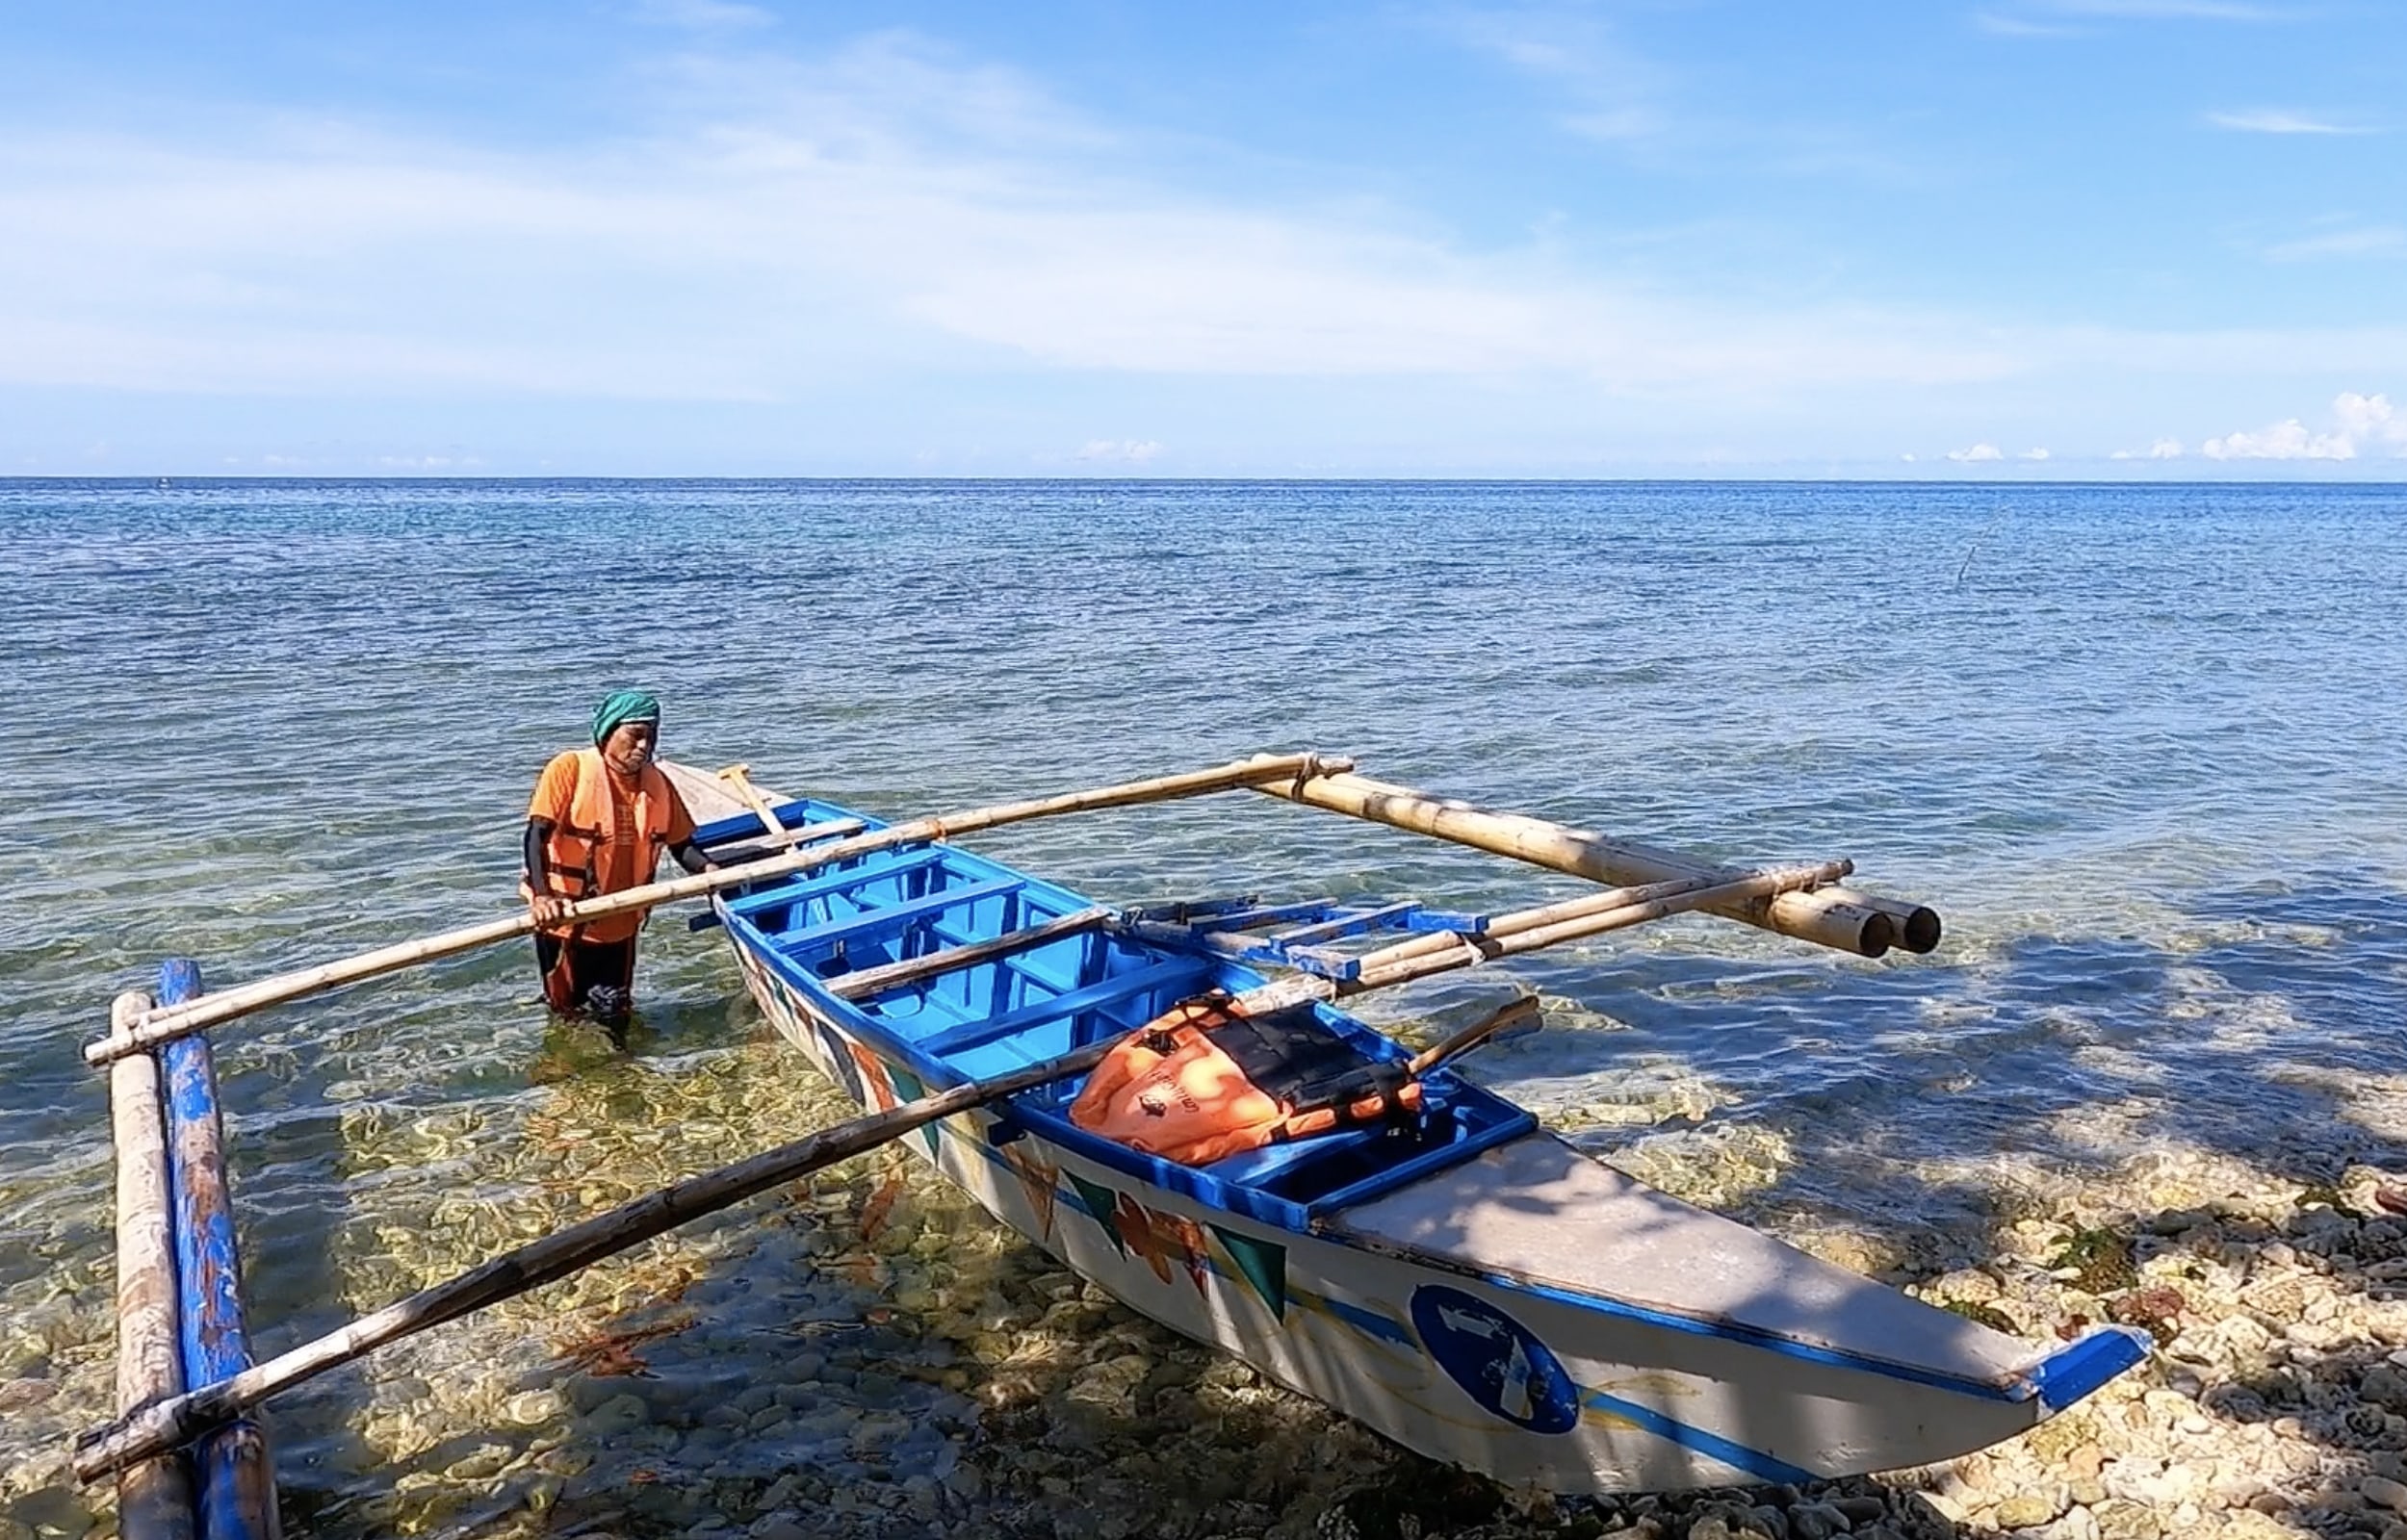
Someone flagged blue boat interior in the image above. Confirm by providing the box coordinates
[695,801,1539,1230]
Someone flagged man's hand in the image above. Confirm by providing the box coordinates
[529,893,570,929]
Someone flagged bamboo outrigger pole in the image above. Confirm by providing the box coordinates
[1245,761,1939,959]
[106,992,196,1540]
[84,752,1354,1068]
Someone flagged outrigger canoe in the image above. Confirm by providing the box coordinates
[72,754,2151,1524]
[685,771,2149,1494]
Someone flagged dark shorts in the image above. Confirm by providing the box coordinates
[534,934,637,1022]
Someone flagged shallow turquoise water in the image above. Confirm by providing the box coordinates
[4,478,2405,1531]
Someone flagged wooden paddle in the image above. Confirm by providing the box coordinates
[83,752,1353,1067]
[716,762,806,849]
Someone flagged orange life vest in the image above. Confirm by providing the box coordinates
[1069,991,1423,1168]
[520,748,676,938]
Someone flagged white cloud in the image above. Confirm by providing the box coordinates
[1947,443,2006,462]
[0,38,2032,399]
[2203,391,2407,459]
[1427,8,1668,145]
[1974,13,2086,37]
[2267,227,2407,261]
[2020,447,2051,460]
[1074,439,1162,463]
[2335,391,2407,443]
[2208,110,2370,135]
[633,0,775,29]
[2112,437,2185,459]
[2039,0,2291,19]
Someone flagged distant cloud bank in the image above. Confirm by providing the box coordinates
[2203,391,2406,459]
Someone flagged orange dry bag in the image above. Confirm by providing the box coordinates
[1068,990,1422,1167]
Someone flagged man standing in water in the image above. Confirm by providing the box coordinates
[522,689,715,1033]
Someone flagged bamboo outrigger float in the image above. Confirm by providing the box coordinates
[75,751,2144,1519]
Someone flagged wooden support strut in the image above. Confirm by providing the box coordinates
[85,751,1355,1068]
[1246,762,1939,959]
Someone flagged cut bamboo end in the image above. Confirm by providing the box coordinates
[1249,763,1934,961]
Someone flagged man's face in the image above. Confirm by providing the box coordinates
[601,720,658,775]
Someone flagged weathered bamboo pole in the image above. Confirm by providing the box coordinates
[1243,860,1853,1010]
[156,962,278,1540]
[73,1035,1124,1483]
[1248,764,1939,958]
[827,907,1115,1001]
[1328,866,1848,976]
[108,991,196,1540]
[86,752,1354,1067]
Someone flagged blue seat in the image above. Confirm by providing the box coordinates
[772,875,1026,956]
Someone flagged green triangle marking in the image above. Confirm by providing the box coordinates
[887,1066,938,1153]
[1209,1225,1288,1321]
[1068,1173,1128,1256]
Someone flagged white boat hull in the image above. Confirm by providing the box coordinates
[725,937,2143,1493]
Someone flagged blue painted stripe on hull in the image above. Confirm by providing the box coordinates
[1442,1263,2029,1403]
[1580,1387,1819,1486]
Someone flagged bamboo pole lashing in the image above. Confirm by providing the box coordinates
[85,751,1354,1067]
[108,991,196,1540]
[1247,763,1938,959]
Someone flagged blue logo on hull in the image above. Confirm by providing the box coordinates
[1409,1285,1581,1435]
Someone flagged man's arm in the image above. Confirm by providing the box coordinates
[525,818,569,927]
[667,837,715,876]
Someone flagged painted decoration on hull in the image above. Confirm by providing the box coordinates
[1410,1285,1582,1435]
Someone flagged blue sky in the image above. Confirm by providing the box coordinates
[2,1,2401,476]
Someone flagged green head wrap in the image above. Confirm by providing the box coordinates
[592,689,661,747]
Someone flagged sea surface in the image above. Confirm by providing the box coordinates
[3,478,2405,1536]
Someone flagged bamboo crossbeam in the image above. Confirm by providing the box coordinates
[1248,764,1938,959]
[107,992,195,1540]
[826,907,1115,1001]
[73,1035,1125,1483]
[85,752,1353,1067]
[1240,860,1853,1011]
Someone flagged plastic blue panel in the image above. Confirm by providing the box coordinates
[158,960,276,1540]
